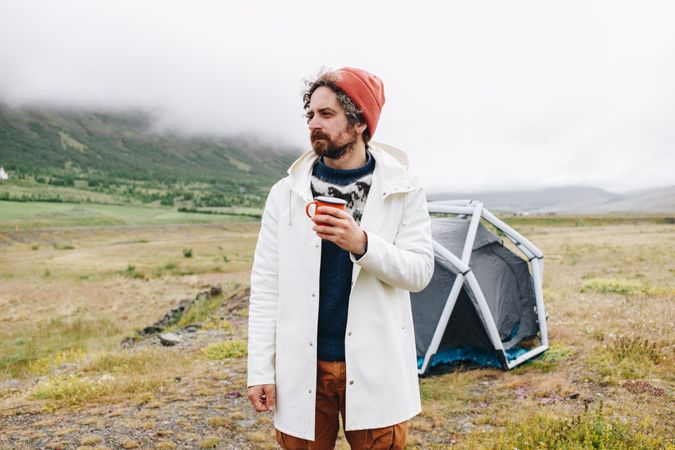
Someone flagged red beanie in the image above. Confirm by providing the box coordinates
[329,67,385,138]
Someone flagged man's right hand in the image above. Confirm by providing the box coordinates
[247,384,276,412]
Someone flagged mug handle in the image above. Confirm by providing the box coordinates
[305,201,317,219]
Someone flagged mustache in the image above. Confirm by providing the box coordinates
[311,130,330,142]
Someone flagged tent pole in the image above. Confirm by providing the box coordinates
[419,269,465,374]
[461,202,484,264]
[481,209,544,259]
[419,243,470,374]
[530,257,549,347]
[506,345,548,369]
[428,205,477,215]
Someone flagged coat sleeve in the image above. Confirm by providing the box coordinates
[247,183,281,387]
[351,186,434,293]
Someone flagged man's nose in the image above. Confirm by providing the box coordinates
[308,115,321,129]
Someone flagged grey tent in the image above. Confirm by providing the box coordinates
[412,200,548,373]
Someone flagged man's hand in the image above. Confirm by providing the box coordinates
[312,206,368,256]
[248,384,276,412]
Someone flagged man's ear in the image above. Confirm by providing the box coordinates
[356,121,367,136]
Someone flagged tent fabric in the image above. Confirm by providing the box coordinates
[411,216,540,371]
[418,347,530,370]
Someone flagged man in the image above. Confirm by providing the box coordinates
[247,67,434,449]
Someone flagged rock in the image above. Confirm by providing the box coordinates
[159,333,181,346]
[210,285,222,297]
[461,421,474,432]
[179,298,193,309]
[225,391,242,399]
[120,440,141,449]
[141,325,164,335]
[183,323,201,333]
[2,379,22,389]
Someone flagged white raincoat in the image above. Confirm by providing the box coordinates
[247,142,434,440]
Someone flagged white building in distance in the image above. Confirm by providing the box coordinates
[0,166,8,180]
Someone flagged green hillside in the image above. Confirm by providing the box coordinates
[0,104,300,208]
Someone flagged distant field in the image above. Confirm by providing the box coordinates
[0,211,673,449]
[0,200,261,229]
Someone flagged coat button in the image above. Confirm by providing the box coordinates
[312,293,316,297]
[349,380,354,385]
[309,342,313,346]
[348,331,352,336]
[309,389,312,393]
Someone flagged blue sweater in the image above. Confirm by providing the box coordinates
[311,153,375,361]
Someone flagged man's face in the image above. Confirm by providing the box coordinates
[306,86,360,160]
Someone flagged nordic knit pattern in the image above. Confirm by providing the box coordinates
[311,151,375,361]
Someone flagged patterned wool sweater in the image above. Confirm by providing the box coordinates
[311,151,375,361]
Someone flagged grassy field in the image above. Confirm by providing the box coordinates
[0,207,673,449]
[0,200,261,229]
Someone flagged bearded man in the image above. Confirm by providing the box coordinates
[247,67,434,450]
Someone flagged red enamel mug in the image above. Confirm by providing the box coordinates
[306,196,347,225]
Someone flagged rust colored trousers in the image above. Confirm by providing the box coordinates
[275,360,407,450]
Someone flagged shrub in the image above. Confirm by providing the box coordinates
[118,264,144,279]
[52,243,75,250]
[183,248,193,258]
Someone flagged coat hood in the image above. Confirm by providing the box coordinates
[283,141,419,202]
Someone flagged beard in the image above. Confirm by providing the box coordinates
[311,125,359,160]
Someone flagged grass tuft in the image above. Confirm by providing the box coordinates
[198,437,220,449]
[582,277,674,298]
[200,340,247,360]
[52,242,75,250]
[28,348,190,408]
[26,348,87,375]
[1,316,120,378]
[581,278,646,296]
[117,264,145,279]
[606,336,662,365]
[528,344,575,372]
[590,336,665,382]
[83,348,169,375]
[462,403,668,449]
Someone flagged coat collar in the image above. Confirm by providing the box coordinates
[283,141,418,201]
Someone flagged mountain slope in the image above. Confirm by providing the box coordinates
[428,186,675,213]
[0,104,300,188]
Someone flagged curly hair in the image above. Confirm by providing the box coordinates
[302,72,371,144]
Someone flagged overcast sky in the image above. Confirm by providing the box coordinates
[1,0,673,192]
